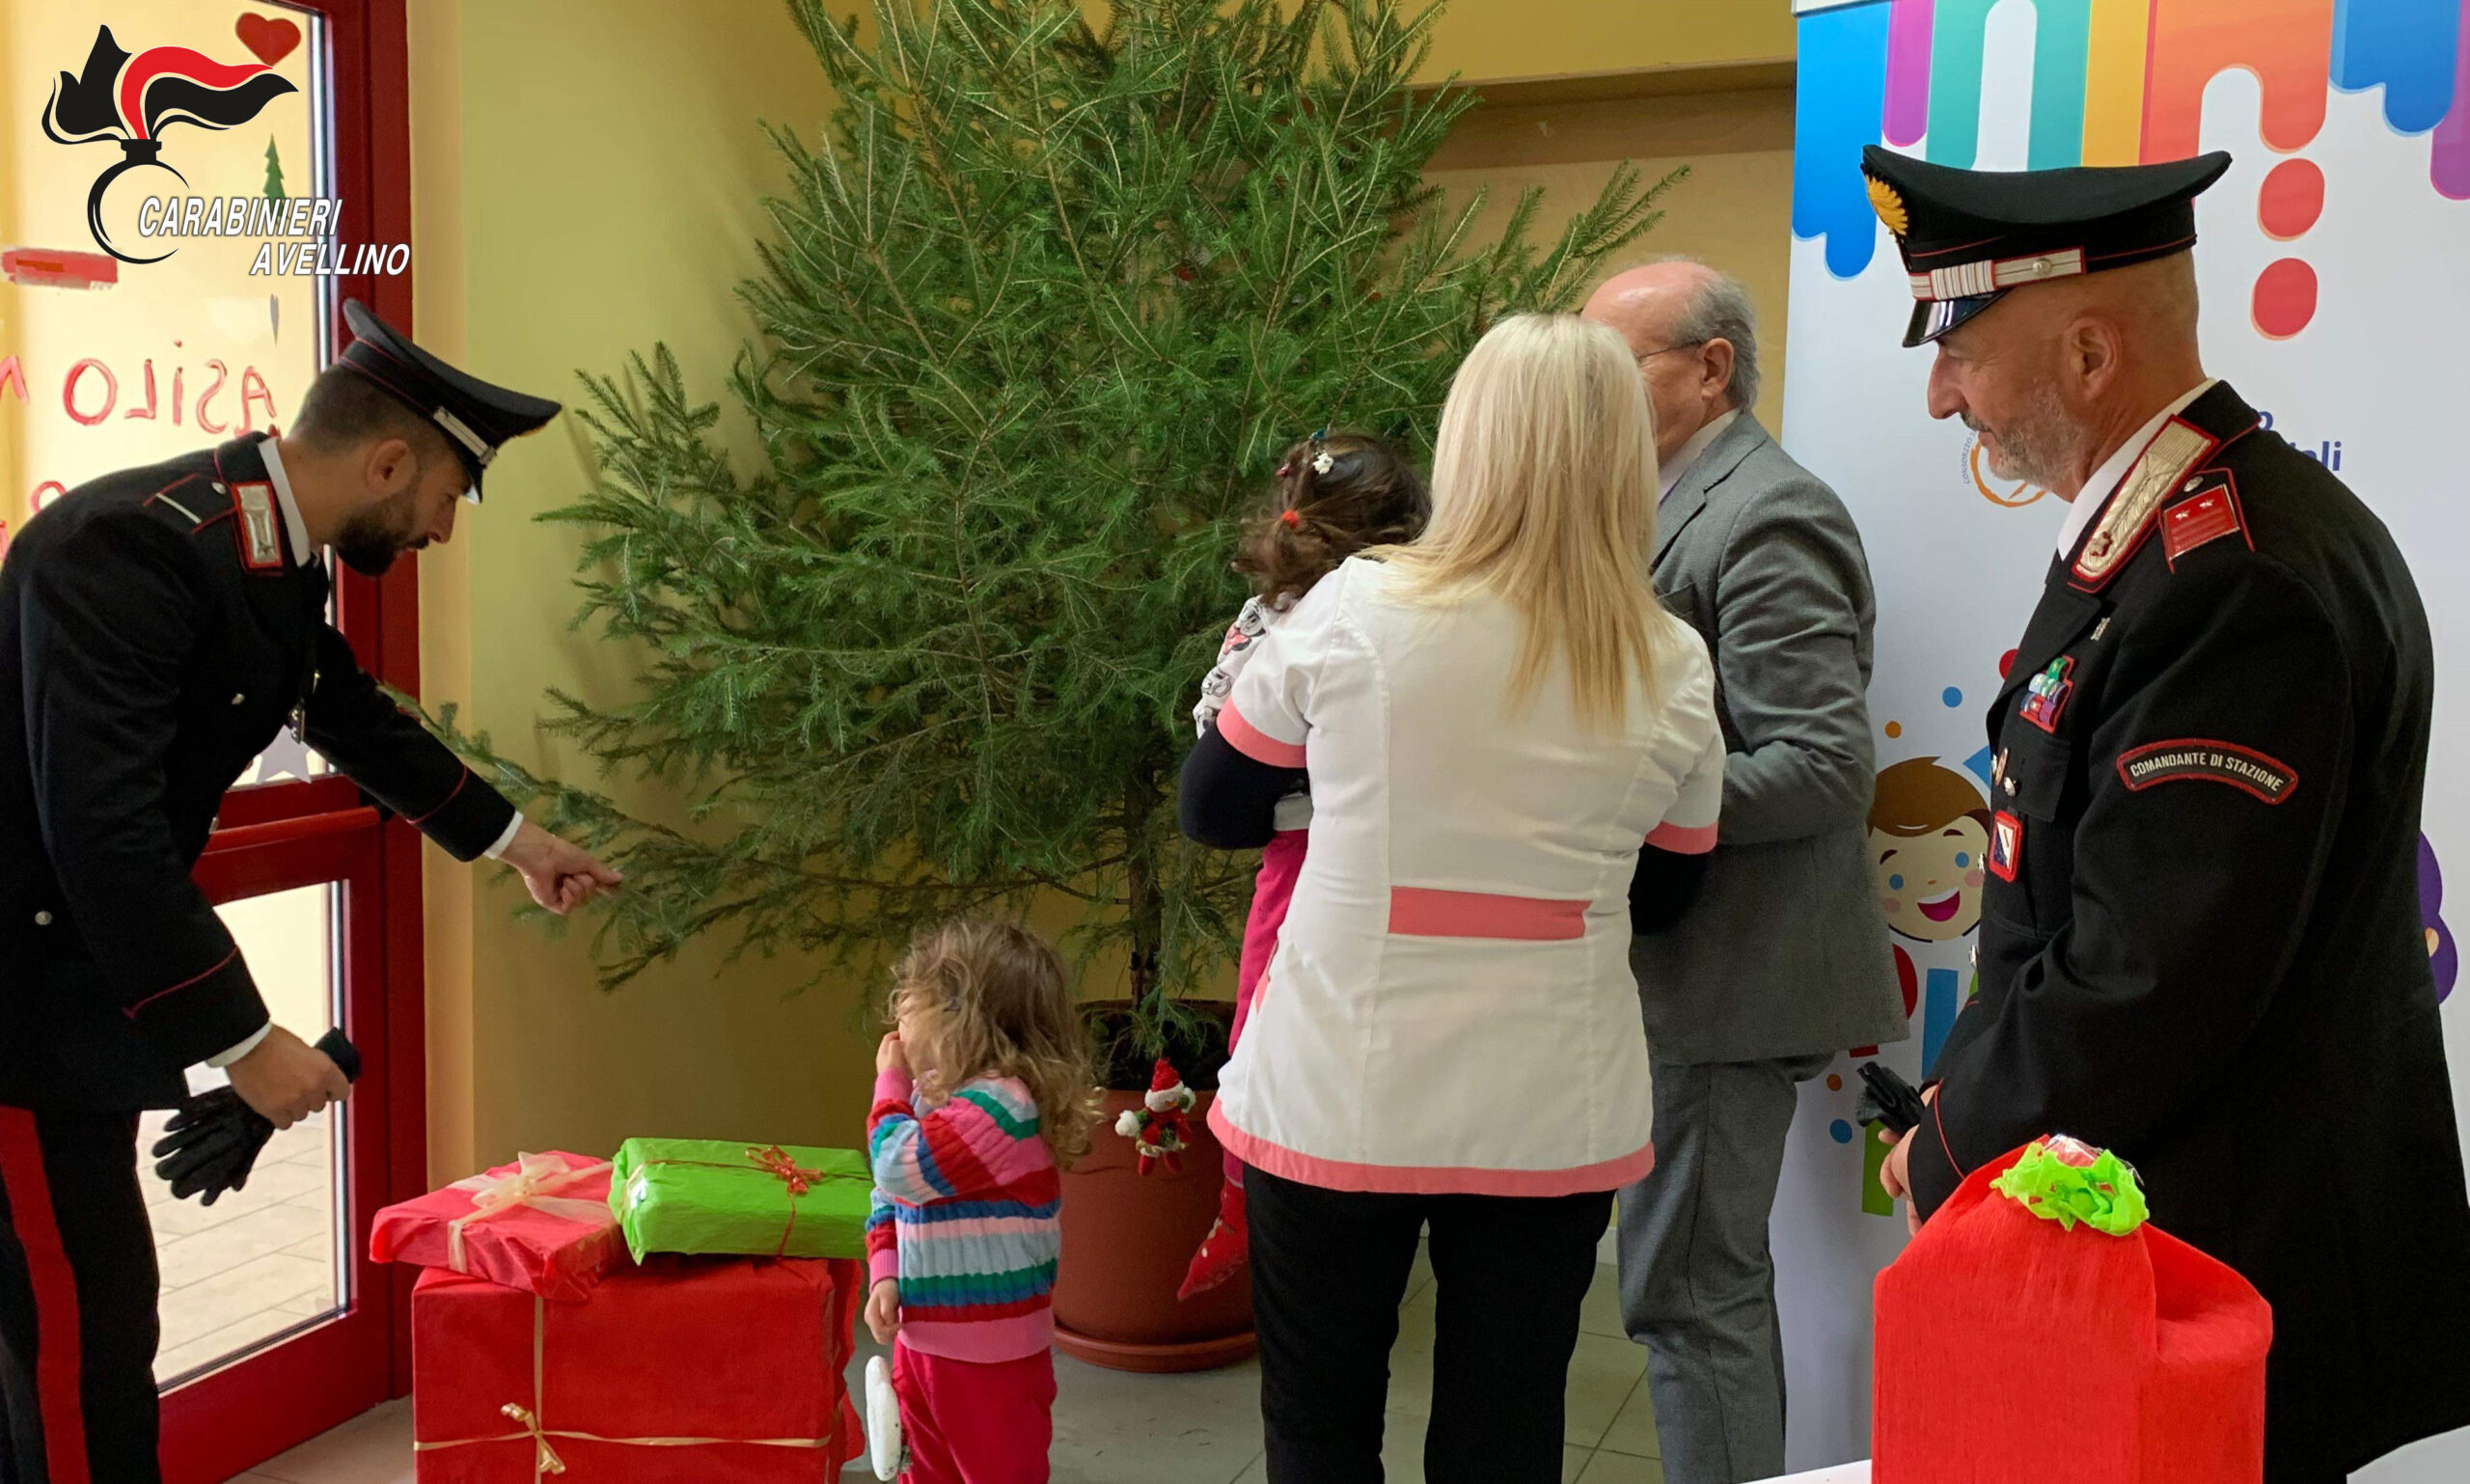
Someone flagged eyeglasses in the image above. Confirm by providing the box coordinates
[1633,340,1708,365]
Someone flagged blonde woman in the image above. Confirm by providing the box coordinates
[1178,314,1726,1483]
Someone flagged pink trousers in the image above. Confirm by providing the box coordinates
[893,1337,1056,1484]
[1225,830,1308,1184]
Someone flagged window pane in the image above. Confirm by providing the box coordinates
[3,4,333,776]
[141,883,343,1387]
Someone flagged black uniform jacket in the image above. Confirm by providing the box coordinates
[0,435,516,1112]
[1908,383,2470,1477]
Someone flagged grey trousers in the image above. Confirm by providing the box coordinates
[1615,1051,1835,1484]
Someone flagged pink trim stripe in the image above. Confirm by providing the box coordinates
[1387,887,1588,941]
[902,1214,1061,1242]
[1646,819,1718,855]
[1209,1101,1654,1197]
[895,1311,1054,1363]
[1217,702,1305,768]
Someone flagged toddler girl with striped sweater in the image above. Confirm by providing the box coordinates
[865,920,1096,1484]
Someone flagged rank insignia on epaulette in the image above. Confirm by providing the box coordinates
[2071,419,2219,591]
[1989,811,2023,882]
[2018,656,2074,733]
[233,483,285,572]
[2160,472,2248,567]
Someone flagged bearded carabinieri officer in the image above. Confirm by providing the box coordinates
[0,301,620,1483]
[1863,151,2470,1482]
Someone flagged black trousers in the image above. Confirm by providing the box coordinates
[1246,1165,1613,1484]
[0,1107,160,1484]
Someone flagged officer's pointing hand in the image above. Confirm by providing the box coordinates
[500,817,624,916]
[227,1026,353,1131]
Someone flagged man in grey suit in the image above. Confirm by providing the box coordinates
[1583,261,1906,1484]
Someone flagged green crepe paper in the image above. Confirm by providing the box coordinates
[609,1139,871,1264]
[1990,1141,2151,1236]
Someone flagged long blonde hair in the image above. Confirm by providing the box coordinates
[1378,314,1673,732]
[888,920,1098,1168]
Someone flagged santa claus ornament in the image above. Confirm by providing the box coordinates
[1874,1136,2271,1483]
[1113,1058,1197,1175]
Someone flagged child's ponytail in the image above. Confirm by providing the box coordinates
[1234,430,1430,608]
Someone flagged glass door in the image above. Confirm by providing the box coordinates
[4,2,426,1477]
[164,813,397,1484]
[144,884,347,1388]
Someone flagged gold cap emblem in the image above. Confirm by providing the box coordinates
[1866,175,1909,238]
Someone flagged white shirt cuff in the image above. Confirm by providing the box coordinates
[481,814,524,861]
[206,1023,275,1070]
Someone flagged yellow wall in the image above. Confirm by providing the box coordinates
[411,0,864,1176]
[1422,0,1792,84]
[1427,84,1798,435]
[408,0,1798,1179]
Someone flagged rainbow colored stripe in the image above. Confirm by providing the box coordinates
[1796,0,2470,279]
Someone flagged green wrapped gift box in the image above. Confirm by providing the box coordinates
[609,1139,872,1263]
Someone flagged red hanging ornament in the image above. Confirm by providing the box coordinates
[1112,1059,1197,1176]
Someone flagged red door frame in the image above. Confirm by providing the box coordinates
[155,3,429,1477]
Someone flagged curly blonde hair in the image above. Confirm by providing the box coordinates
[887,920,1099,1168]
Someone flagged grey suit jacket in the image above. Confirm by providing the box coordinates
[1631,413,1907,1065]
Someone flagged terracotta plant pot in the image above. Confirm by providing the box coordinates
[1052,1001,1255,1372]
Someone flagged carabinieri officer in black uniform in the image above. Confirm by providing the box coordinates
[1864,151,2470,1481]
[0,301,619,1483]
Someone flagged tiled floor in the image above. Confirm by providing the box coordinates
[142,1109,341,1384]
[231,1253,1662,1484]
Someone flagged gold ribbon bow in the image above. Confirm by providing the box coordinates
[445,1152,614,1276]
[499,1403,567,1475]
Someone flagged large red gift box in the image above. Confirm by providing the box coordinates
[371,1151,628,1303]
[411,1255,864,1481]
[1874,1140,2272,1484]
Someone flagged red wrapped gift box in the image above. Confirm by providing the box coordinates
[1874,1140,2272,1484]
[411,1256,864,1481]
[371,1151,628,1303]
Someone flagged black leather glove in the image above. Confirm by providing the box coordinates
[152,1029,362,1205]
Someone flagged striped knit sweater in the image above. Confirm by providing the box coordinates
[866,1068,1062,1361]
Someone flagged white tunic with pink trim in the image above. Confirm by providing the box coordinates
[1208,556,1724,1196]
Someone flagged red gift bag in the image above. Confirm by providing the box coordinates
[371,1151,629,1303]
[411,1255,865,1482]
[1874,1138,2271,1484]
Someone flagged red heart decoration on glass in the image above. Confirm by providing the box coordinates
[235,14,302,67]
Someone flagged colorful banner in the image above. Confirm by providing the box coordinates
[1777,2,2470,1475]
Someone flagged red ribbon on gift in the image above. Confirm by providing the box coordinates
[746,1144,824,1197]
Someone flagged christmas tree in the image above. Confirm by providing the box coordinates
[452,0,1681,1042]
[263,136,285,200]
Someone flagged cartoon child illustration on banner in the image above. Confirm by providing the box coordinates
[1838,754,1993,1215]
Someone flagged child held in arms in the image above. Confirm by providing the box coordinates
[866,921,1097,1483]
[1181,430,1430,1299]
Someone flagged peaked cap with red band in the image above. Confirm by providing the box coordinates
[338,299,562,501]
[1861,147,2233,347]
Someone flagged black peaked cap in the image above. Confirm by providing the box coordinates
[1860,148,2232,346]
[336,299,561,500]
